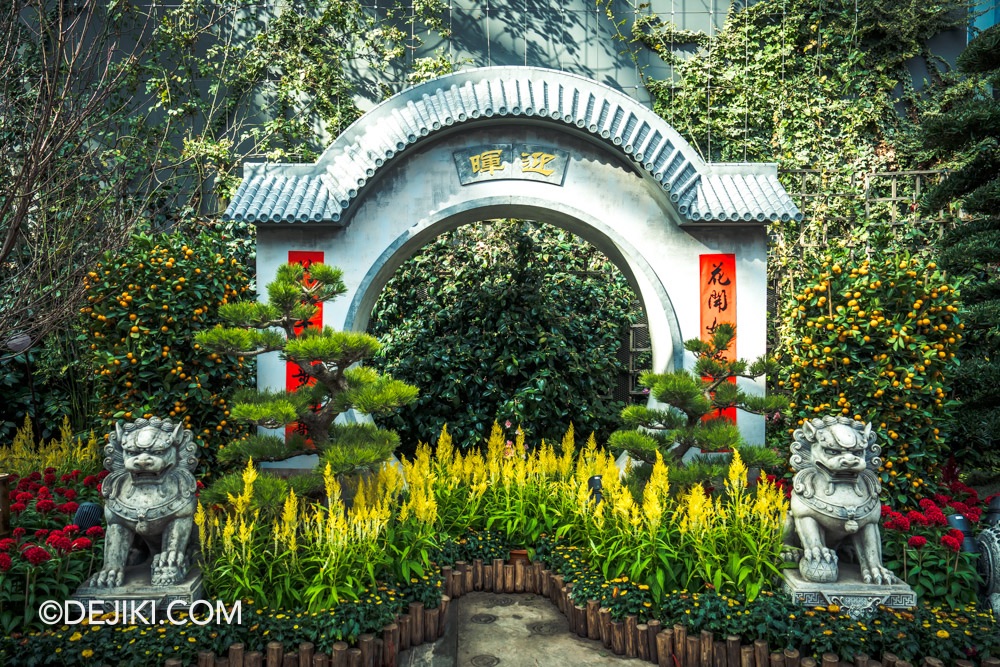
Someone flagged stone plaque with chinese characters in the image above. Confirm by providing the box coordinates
[454,144,569,185]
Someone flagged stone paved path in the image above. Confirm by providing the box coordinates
[399,592,650,667]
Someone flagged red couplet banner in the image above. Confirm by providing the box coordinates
[699,254,737,426]
[286,251,325,441]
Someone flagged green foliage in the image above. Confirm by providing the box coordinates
[0,596,404,665]
[82,231,253,473]
[198,470,292,513]
[319,424,401,476]
[369,220,638,451]
[216,433,308,466]
[656,589,998,661]
[619,0,972,169]
[611,323,786,471]
[197,262,417,480]
[775,250,963,504]
[919,25,1000,472]
[129,0,455,227]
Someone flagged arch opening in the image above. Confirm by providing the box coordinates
[364,217,655,451]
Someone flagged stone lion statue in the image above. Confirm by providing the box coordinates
[89,417,198,588]
[783,415,897,585]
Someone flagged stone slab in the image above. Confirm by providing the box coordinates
[73,565,204,612]
[782,563,917,617]
[400,591,650,667]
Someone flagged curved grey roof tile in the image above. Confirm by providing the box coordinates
[224,67,802,225]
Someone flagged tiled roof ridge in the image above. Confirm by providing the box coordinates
[224,67,802,225]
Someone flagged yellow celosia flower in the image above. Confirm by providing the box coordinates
[725,448,748,496]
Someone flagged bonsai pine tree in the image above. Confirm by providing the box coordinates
[919,24,1000,471]
[609,323,786,467]
[195,262,419,476]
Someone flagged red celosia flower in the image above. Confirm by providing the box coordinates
[948,501,970,515]
[926,510,947,526]
[907,535,927,549]
[22,546,51,565]
[33,529,49,540]
[941,535,962,552]
[97,470,109,481]
[0,538,16,552]
[12,528,25,539]
[37,486,51,499]
[60,474,72,483]
[919,498,938,511]
[61,489,77,501]
[933,494,950,506]
[906,511,929,527]
[15,492,33,503]
[27,472,41,482]
[43,474,56,486]
[10,503,26,513]
[71,537,92,551]
[35,500,56,513]
[881,504,894,517]
[0,553,12,572]
[63,525,79,535]
[885,515,911,532]
[82,475,98,488]
[70,470,81,478]
[43,467,55,474]
[46,535,73,552]
[58,502,79,515]
[85,526,105,539]
[967,507,982,523]
[947,528,965,541]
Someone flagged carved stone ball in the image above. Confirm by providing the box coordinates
[799,558,838,583]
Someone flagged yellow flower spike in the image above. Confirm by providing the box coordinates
[561,423,575,456]
[194,501,207,548]
[648,450,671,501]
[324,462,341,509]
[221,515,236,553]
[726,448,747,496]
[436,424,454,465]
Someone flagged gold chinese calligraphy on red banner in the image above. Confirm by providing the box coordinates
[700,254,737,425]
[286,251,324,442]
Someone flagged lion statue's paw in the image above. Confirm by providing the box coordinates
[90,567,125,588]
[780,546,803,563]
[862,565,896,586]
[151,551,187,586]
[804,546,838,564]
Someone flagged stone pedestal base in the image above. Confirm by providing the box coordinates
[73,566,203,613]
[782,564,916,617]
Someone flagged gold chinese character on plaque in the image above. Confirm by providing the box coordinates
[469,149,506,175]
[520,152,556,176]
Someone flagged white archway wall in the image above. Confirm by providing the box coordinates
[254,126,768,444]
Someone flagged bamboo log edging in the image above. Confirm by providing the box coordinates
[161,555,993,667]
